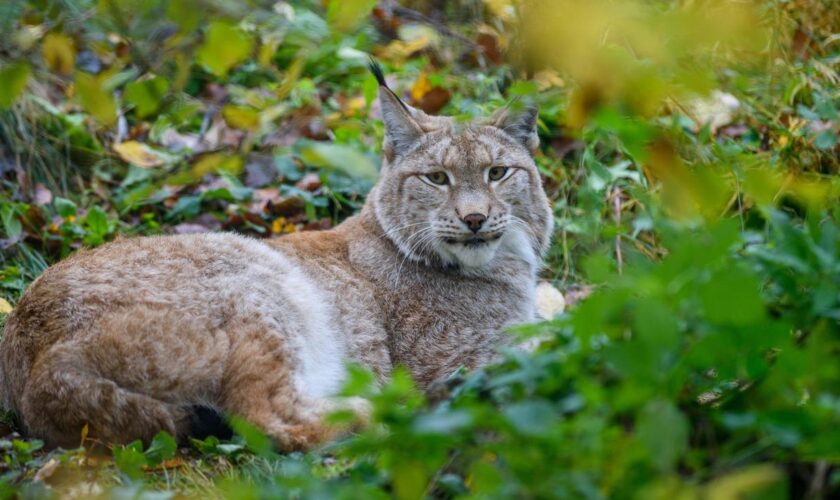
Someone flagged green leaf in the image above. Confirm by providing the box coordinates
[75,72,117,126]
[145,431,177,466]
[166,0,202,33]
[413,410,473,435]
[392,461,428,500]
[1,205,22,239]
[636,399,688,472]
[0,62,30,109]
[197,21,254,77]
[83,206,110,245]
[53,197,77,218]
[815,130,837,150]
[340,363,377,396]
[297,142,378,182]
[502,400,557,436]
[698,266,765,326]
[114,440,148,479]
[633,298,680,351]
[124,76,169,118]
[229,417,273,457]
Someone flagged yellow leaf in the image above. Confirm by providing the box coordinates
[222,105,260,130]
[410,73,433,102]
[0,62,31,109]
[483,0,516,22]
[80,423,89,447]
[704,465,784,500]
[113,141,165,168]
[75,72,116,126]
[271,217,287,234]
[533,69,565,90]
[379,25,438,61]
[327,0,378,32]
[258,37,281,67]
[276,58,305,101]
[192,153,244,178]
[42,33,75,75]
[380,36,432,61]
[0,298,13,314]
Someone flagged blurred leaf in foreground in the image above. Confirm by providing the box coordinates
[327,0,377,32]
[0,62,30,108]
[297,142,378,182]
[197,21,254,77]
[42,32,75,75]
[520,0,765,125]
[124,76,169,118]
[75,72,116,126]
[113,141,167,168]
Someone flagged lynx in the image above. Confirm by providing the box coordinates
[0,65,553,450]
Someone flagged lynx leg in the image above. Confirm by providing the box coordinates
[219,325,369,451]
[20,342,189,448]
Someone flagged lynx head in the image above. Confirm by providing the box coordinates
[369,67,553,272]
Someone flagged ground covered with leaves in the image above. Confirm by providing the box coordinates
[0,0,839,498]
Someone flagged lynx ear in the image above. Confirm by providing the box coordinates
[369,58,423,160]
[491,105,539,154]
[379,89,423,159]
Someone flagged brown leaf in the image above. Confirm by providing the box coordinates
[414,87,450,114]
[302,218,332,231]
[268,196,305,217]
[295,172,322,192]
[476,32,503,65]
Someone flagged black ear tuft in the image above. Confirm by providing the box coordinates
[368,57,412,114]
[368,57,387,87]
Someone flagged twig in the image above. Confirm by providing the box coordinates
[807,460,828,499]
[612,187,623,275]
[383,2,478,49]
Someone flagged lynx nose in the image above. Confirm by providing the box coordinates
[462,213,487,233]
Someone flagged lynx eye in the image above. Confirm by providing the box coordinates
[487,166,509,182]
[425,171,449,186]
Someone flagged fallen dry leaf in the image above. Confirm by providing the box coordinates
[113,141,165,168]
[0,298,13,314]
[34,183,53,205]
[415,87,450,114]
[411,73,433,102]
[33,458,60,482]
[685,90,741,133]
[295,172,322,192]
[535,282,565,319]
[476,31,503,65]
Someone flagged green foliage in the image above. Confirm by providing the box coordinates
[0,0,839,497]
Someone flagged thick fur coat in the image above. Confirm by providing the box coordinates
[0,79,553,449]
